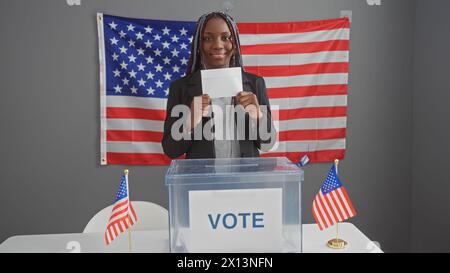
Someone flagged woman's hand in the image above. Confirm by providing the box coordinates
[235,91,263,120]
[189,94,211,130]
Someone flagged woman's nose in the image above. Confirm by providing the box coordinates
[211,38,224,49]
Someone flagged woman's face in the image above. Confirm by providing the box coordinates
[200,17,234,69]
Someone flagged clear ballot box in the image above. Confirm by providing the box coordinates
[165,157,304,253]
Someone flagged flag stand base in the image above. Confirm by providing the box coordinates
[327,238,348,249]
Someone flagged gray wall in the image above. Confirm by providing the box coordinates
[411,0,450,253]
[0,0,418,252]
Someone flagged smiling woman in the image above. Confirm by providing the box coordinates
[162,11,276,159]
[200,17,235,69]
[187,11,244,73]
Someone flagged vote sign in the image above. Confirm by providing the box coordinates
[188,188,283,252]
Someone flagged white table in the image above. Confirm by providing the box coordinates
[0,223,382,253]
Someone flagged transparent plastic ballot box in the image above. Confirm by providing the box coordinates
[165,157,304,253]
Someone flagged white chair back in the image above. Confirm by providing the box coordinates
[83,201,168,233]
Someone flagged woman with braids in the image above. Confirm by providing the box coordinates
[162,11,275,159]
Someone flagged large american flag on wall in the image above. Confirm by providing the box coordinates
[97,13,350,165]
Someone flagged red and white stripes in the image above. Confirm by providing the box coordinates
[105,199,137,245]
[238,18,350,164]
[312,186,356,231]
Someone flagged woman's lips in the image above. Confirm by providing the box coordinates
[210,53,226,59]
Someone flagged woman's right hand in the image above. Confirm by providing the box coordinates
[189,94,211,130]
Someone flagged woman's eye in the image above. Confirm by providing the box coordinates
[202,36,231,42]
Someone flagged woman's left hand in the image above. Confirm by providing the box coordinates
[235,91,263,120]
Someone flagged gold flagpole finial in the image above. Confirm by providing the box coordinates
[334,159,339,166]
[124,169,129,176]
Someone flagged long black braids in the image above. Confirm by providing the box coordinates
[186,11,244,75]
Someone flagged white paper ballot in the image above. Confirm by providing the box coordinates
[201,67,243,98]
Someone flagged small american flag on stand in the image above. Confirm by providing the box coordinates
[105,171,137,245]
[312,162,356,231]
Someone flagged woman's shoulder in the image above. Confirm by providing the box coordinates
[242,70,265,83]
[170,73,189,87]
[170,70,200,88]
[242,70,267,91]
